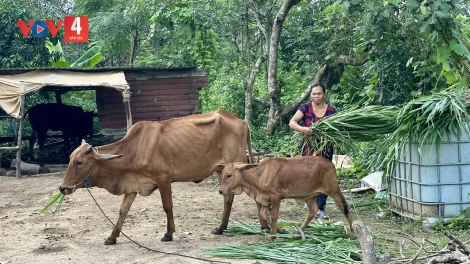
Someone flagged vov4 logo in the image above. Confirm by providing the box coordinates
[16,16,88,42]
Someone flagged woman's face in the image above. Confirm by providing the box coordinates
[310,86,325,105]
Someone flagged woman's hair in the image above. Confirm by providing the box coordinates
[311,82,326,93]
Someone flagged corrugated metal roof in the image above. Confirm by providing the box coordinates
[0,66,198,75]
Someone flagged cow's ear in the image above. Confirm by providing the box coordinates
[81,139,87,145]
[237,164,258,171]
[96,154,123,161]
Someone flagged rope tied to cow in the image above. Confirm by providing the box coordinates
[84,186,232,264]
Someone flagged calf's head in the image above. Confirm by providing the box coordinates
[219,162,258,195]
[59,140,123,195]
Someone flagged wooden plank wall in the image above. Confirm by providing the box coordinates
[96,68,209,131]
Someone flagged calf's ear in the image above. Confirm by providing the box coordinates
[237,164,258,171]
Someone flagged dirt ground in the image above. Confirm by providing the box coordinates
[0,156,356,264]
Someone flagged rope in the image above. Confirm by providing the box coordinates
[85,187,231,264]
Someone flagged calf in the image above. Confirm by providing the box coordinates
[219,156,354,235]
[25,103,94,159]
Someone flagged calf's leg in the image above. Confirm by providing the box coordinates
[259,205,274,234]
[329,190,354,233]
[256,201,271,232]
[269,199,284,235]
[106,192,137,245]
[299,197,318,231]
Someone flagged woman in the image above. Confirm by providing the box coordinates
[289,82,337,219]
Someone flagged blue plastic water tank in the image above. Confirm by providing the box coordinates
[390,130,470,218]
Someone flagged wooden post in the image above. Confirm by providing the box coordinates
[122,90,132,131]
[15,94,25,178]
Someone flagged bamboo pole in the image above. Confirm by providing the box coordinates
[122,90,132,130]
[15,94,25,178]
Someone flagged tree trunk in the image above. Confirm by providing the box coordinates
[245,0,269,128]
[353,220,393,264]
[265,0,300,134]
[130,29,138,66]
[245,54,267,128]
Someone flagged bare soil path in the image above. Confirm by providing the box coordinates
[0,172,274,264]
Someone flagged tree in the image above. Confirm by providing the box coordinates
[74,0,152,66]
[0,0,55,68]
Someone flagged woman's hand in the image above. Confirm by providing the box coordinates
[302,127,313,135]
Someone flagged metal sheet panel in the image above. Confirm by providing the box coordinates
[97,68,208,132]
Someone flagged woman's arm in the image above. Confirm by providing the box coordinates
[289,110,312,135]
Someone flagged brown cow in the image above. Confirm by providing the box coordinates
[219,156,354,235]
[58,110,266,245]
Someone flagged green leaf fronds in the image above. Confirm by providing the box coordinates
[204,219,361,263]
[290,105,399,157]
[378,89,470,178]
[39,192,65,218]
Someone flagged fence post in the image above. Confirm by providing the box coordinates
[15,94,25,178]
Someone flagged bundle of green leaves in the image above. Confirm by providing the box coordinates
[291,89,470,179]
[290,105,399,156]
[39,191,65,217]
[374,89,470,177]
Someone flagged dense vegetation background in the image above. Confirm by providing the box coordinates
[1,0,469,172]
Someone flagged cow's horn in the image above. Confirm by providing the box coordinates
[87,145,93,153]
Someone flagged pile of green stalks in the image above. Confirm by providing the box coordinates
[290,105,399,156]
[291,89,470,177]
[204,219,361,264]
[372,89,470,178]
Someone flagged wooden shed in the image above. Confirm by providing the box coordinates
[0,66,208,133]
[0,66,209,177]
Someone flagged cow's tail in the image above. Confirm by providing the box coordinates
[22,107,31,120]
[246,126,254,164]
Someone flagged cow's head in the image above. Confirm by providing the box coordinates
[219,162,258,195]
[59,140,122,195]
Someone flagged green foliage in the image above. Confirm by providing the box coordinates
[372,89,470,176]
[200,69,246,116]
[0,0,52,68]
[135,0,218,68]
[431,207,470,231]
[1,0,470,161]
[70,45,103,68]
[337,161,370,180]
[46,40,104,68]
[251,125,294,155]
[61,91,97,112]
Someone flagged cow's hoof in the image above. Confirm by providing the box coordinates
[161,235,173,242]
[261,227,271,233]
[278,228,288,234]
[211,228,223,235]
[104,238,116,245]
